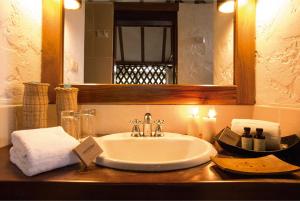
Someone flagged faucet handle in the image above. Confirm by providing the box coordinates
[154,119,165,137]
[130,119,141,125]
[130,119,141,137]
[154,119,164,125]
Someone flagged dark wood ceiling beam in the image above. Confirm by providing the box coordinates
[162,27,167,62]
[118,27,125,62]
[115,3,179,12]
[141,26,145,62]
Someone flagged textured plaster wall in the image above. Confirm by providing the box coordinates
[0,0,41,146]
[0,0,42,104]
[256,0,300,107]
[64,1,85,84]
[178,3,214,84]
[178,3,233,85]
[213,8,234,85]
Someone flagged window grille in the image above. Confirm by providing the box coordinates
[114,64,174,84]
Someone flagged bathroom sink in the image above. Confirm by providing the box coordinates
[95,132,217,172]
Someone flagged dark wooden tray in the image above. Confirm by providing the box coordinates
[214,130,300,157]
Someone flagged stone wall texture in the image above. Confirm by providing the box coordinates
[0,0,42,104]
[256,0,300,107]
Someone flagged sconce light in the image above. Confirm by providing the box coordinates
[64,0,81,10]
[218,0,235,13]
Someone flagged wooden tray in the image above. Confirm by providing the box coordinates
[211,155,300,175]
[214,131,300,157]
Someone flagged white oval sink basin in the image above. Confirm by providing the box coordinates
[95,132,217,172]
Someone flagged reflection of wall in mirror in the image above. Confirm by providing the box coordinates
[64,2,114,84]
[178,3,233,85]
[213,3,234,86]
[64,2,85,84]
[64,2,233,85]
[84,2,114,84]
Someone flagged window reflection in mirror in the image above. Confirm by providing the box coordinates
[63,0,234,85]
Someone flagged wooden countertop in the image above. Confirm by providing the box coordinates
[0,146,300,200]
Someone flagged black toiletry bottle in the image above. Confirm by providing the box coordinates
[241,127,253,150]
[254,128,266,151]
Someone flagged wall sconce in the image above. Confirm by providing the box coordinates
[218,0,235,13]
[64,0,81,10]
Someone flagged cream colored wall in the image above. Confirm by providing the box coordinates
[254,0,300,136]
[213,6,234,85]
[0,0,42,147]
[178,3,233,85]
[64,1,85,84]
[256,0,300,107]
[0,0,42,105]
[46,105,253,136]
[178,3,214,84]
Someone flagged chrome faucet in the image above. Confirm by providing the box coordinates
[130,113,164,137]
[143,113,152,136]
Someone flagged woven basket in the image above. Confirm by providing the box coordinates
[23,82,50,129]
[55,87,79,125]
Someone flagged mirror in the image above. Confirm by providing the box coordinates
[63,0,234,85]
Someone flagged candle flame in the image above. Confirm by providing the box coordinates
[208,109,216,118]
[190,107,199,118]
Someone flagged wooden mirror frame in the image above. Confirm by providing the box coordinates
[42,0,255,105]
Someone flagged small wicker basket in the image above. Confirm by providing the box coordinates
[55,87,79,125]
[23,82,50,129]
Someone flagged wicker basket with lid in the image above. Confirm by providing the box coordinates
[55,87,79,125]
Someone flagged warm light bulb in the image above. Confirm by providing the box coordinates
[64,0,81,10]
[218,0,235,13]
[208,109,216,119]
[238,0,248,7]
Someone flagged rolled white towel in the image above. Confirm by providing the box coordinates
[231,119,281,150]
[10,126,80,176]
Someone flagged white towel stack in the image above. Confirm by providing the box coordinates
[10,126,80,176]
[231,119,281,150]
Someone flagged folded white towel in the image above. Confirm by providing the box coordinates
[231,119,281,150]
[10,126,80,176]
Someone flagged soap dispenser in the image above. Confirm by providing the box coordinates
[143,113,152,136]
[241,127,253,150]
[254,128,266,151]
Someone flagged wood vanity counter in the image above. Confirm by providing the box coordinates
[0,146,299,200]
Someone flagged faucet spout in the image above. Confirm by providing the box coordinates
[143,113,152,136]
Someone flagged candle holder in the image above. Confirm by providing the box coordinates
[187,107,201,137]
[202,109,217,143]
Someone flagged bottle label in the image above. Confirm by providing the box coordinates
[254,138,266,151]
[241,137,253,150]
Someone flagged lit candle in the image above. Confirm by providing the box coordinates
[187,107,201,138]
[202,109,217,143]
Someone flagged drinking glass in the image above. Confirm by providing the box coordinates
[61,110,81,139]
[80,108,96,138]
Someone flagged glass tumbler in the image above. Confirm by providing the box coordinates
[80,109,96,138]
[61,110,81,139]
